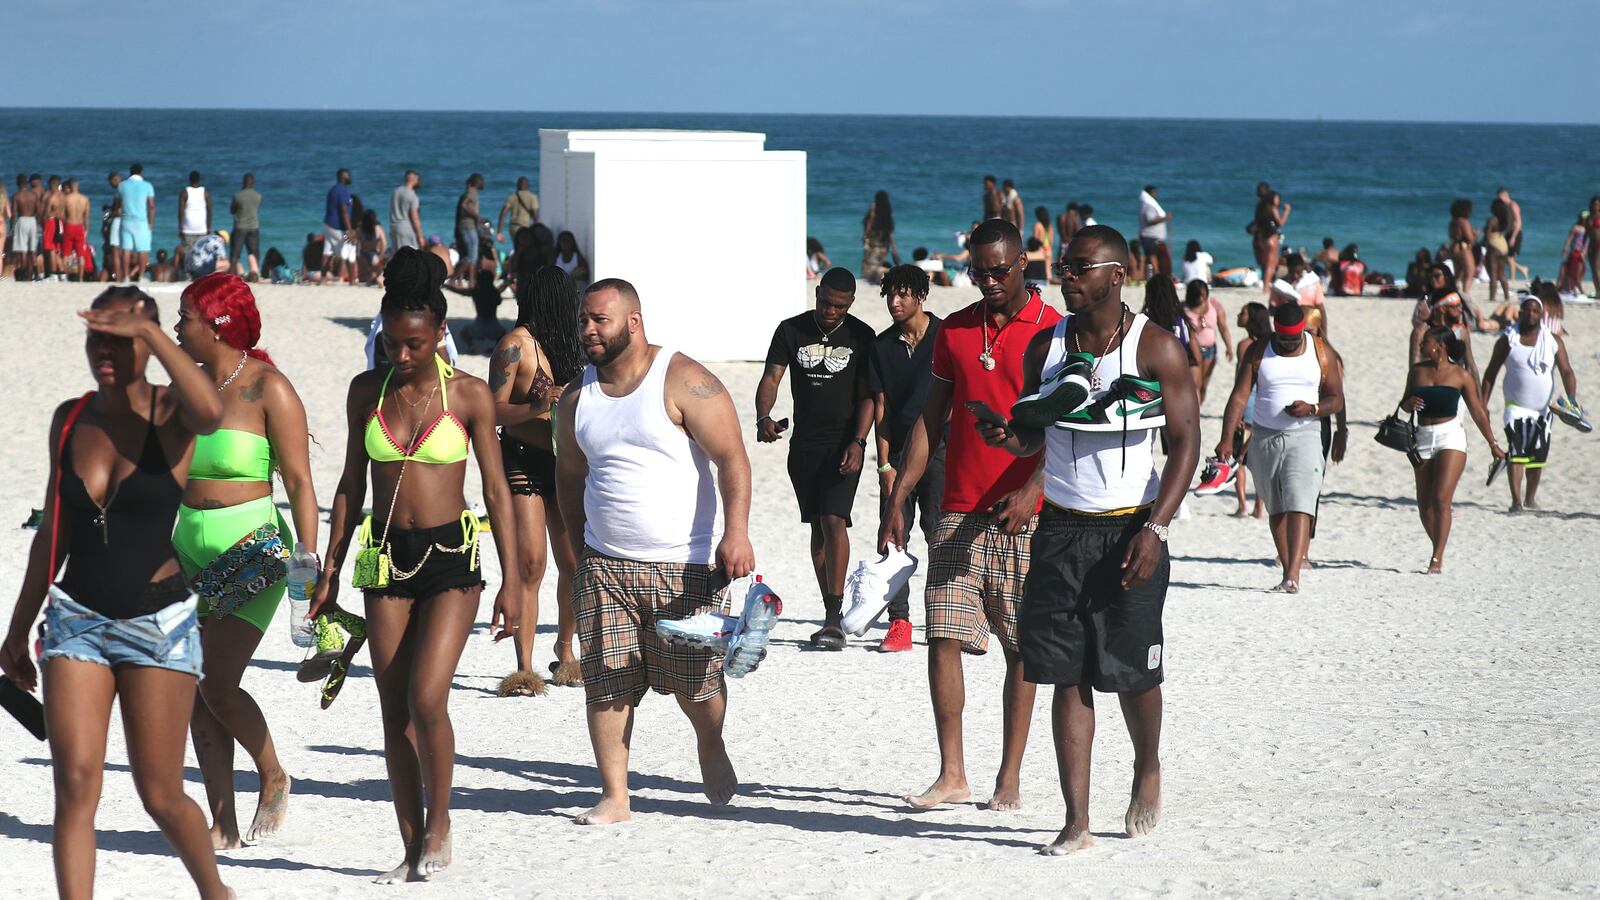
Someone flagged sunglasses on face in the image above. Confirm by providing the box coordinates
[969,258,1020,283]
[1052,260,1124,279]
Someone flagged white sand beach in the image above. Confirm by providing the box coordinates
[0,278,1597,898]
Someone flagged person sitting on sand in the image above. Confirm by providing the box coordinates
[978,223,1199,855]
[554,277,756,826]
[1480,295,1579,513]
[489,265,586,694]
[1216,303,1346,593]
[1399,326,1504,573]
[312,248,522,883]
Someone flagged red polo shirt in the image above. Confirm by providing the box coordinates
[931,288,1062,513]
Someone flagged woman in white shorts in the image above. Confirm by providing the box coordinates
[1402,326,1504,574]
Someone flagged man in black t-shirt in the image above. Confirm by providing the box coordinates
[755,267,876,650]
[866,264,944,653]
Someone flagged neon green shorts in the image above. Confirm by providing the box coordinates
[173,495,292,633]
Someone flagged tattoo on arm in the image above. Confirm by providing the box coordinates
[688,376,725,399]
[490,345,521,394]
[240,378,265,403]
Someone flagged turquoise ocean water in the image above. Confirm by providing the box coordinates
[3,109,1596,279]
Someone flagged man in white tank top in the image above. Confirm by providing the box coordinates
[554,278,756,827]
[980,225,1200,854]
[1216,303,1346,593]
[179,170,210,255]
[1480,297,1579,512]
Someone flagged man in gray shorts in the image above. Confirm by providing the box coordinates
[229,173,262,279]
[1216,303,1344,593]
[389,170,422,252]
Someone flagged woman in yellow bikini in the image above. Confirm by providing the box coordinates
[312,247,522,883]
[171,272,319,850]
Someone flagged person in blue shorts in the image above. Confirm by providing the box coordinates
[117,163,156,280]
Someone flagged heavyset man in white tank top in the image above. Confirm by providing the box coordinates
[1480,296,1580,512]
[1216,303,1346,593]
[554,278,756,827]
[978,225,1200,855]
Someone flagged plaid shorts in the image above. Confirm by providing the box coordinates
[574,549,727,706]
[924,511,1036,655]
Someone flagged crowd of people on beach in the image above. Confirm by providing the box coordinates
[0,168,1593,894]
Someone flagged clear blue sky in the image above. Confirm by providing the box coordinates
[9,0,1593,124]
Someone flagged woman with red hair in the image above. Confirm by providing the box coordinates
[172,272,320,849]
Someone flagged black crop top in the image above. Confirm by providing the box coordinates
[56,392,189,618]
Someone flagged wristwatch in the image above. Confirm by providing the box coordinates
[854,437,868,449]
[1143,521,1170,542]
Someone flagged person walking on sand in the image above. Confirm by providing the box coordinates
[170,273,318,850]
[867,264,944,653]
[453,173,484,287]
[489,265,588,694]
[1001,179,1025,231]
[179,171,211,256]
[861,191,896,282]
[1480,294,1580,513]
[1230,302,1270,518]
[1399,326,1504,573]
[554,277,756,826]
[105,170,125,282]
[229,173,262,280]
[496,176,539,245]
[878,219,1061,812]
[1183,279,1232,403]
[389,170,424,253]
[1137,185,1172,278]
[1216,303,1345,593]
[118,163,156,282]
[1,286,233,900]
[1249,184,1289,291]
[319,169,353,286]
[1448,198,1477,299]
[977,223,1199,855]
[311,248,522,883]
[755,267,875,649]
[1495,187,1525,280]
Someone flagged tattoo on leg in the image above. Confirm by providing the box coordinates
[490,345,521,394]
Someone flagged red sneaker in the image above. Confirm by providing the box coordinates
[877,618,913,653]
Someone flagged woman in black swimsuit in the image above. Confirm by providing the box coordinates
[1,287,230,898]
[1250,186,1290,292]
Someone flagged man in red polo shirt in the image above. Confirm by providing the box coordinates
[880,218,1062,811]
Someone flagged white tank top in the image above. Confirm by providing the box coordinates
[1041,313,1160,512]
[574,346,719,564]
[1502,333,1555,420]
[1252,336,1321,431]
[181,186,206,234]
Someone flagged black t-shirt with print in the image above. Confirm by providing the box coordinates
[766,311,876,450]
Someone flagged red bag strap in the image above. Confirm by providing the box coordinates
[47,393,95,581]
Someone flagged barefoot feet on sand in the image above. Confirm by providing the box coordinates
[245,770,290,843]
[1041,821,1095,856]
[417,831,451,879]
[373,856,421,885]
[1125,766,1162,837]
[983,778,1022,811]
[699,740,738,806]
[1269,579,1299,594]
[575,796,633,825]
[210,821,242,852]
[905,775,972,809]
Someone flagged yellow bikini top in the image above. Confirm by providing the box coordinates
[364,354,470,465]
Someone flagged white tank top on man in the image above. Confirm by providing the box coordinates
[574,345,720,564]
[1252,335,1321,432]
[181,186,207,234]
[1502,331,1556,421]
[1041,313,1160,513]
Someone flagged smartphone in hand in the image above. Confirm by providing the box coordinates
[964,400,1010,431]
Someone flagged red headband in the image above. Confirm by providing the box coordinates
[1274,319,1305,336]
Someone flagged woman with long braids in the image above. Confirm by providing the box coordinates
[311,247,522,883]
[861,190,896,282]
[1,287,231,898]
[171,272,318,849]
[490,264,587,695]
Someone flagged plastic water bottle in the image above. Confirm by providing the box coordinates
[285,543,318,648]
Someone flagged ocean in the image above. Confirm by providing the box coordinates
[4,108,1597,281]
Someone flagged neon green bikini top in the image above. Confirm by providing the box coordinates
[190,429,274,482]
[364,354,470,465]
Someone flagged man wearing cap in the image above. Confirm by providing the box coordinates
[1216,303,1345,593]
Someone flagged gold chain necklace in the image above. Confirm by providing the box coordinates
[1071,305,1128,390]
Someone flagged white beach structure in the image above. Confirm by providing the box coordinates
[538,129,808,362]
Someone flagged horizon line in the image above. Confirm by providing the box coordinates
[2,106,1596,129]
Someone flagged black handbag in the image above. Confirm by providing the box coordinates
[1374,403,1417,454]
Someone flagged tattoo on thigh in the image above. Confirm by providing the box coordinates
[490,345,521,393]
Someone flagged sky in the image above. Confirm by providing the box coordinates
[6,0,1594,124]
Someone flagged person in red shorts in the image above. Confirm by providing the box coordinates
[879,218,1061,811]
[60,177,92,274]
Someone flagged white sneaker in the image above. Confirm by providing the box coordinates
[724,578,782,678]
[656,610,740,648]
[841,549,919,637]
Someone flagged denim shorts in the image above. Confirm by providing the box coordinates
[39,587,203,677]
[456,223,479,263]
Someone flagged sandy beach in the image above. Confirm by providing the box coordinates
[1,277,1597,898]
